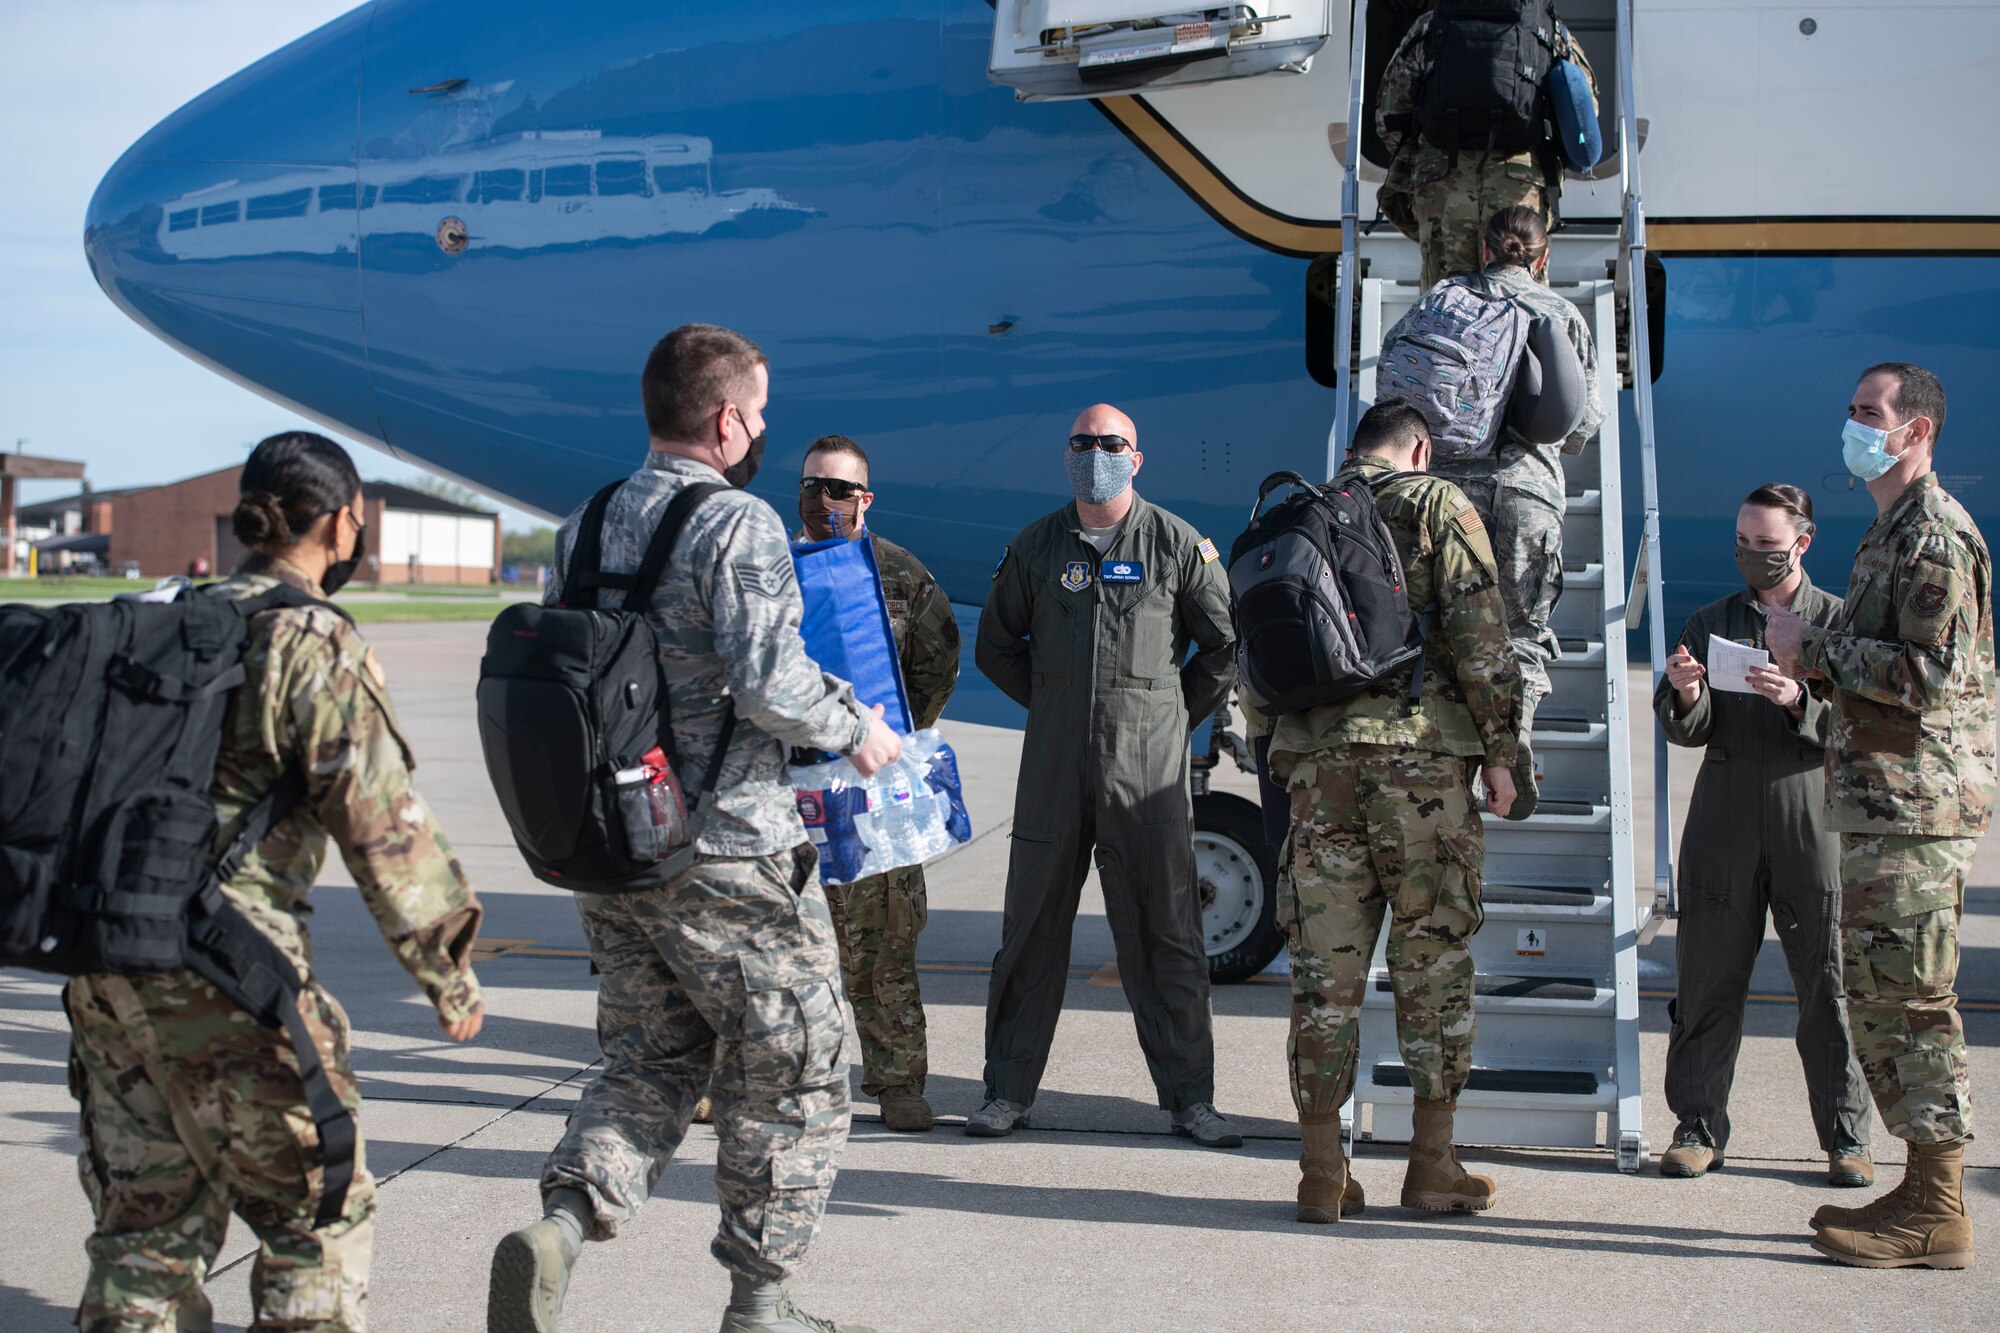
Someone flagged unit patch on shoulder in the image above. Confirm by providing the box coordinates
[1061,560,1092,592]
[1913,581,1950,616]
[992,546,1010,580]
[1197,537,1219,564]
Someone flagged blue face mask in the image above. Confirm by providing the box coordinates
[1065,447,1136,505]
[1841,416,1917,481]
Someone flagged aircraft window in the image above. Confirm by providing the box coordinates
[247,188,312,220]
[168,209,198,233]
[596,159,649,197]
[474,169,526,203]
[543,164,591,198]
[201,201,240,227]
[381,175,465,205]
[653,164,706,194]
[319,183,358,210]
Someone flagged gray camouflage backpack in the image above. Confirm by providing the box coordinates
[1377,274,1533,460]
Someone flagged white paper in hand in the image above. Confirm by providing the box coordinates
[1706,633,1770,693]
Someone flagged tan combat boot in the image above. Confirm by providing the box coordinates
[1401,1097,1497,1212]
[1812,1139,1974,1270]
[879,1087,934,1133]
[691,1095,714,1125]
[1296,1115,1366,1224]
[1812,1158,1914,1233]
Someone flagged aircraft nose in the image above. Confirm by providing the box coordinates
[84,6,381,439]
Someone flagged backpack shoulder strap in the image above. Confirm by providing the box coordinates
[629,482,730,606]
[235,582,354,626]
[183,764,355,1229]
[563,480,626,610]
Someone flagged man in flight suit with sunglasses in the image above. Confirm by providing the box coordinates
[971,403,1241,1146]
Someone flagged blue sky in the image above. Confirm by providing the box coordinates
[0,0,550,529]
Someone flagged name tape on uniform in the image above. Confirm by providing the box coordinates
[1100,559,1143,584]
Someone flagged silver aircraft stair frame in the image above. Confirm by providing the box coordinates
[1326,2,1665,1171]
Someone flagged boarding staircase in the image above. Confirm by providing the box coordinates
[1325,3,1669,1170]
[988,1,1674,1168]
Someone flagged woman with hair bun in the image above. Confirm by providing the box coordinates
[1651,483,1873,1187]
[63,431,485,1330]
[1378,204,1606,820]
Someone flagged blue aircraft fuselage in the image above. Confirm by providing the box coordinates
[84,0,2000,635]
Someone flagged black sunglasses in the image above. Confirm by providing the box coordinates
[800,477,867,500]
[1068,434,1134,454]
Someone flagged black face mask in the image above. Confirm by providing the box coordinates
[723,431,767,489]
[323,519,366,595]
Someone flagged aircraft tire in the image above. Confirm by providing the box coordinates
[1194,791,1283,984]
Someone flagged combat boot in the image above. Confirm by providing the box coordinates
[489,1218,578,1333]
[718,1278,875,1333]
[1296,1115,1365,1224]
[1812,1158,1915,1233]
[692,1094,714,1124]
[879,1087,934,1133]
[1400,1097,1497,1212]
[1812,1139,1974,1270]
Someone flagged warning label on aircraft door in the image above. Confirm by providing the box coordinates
[1516,928,1547,958]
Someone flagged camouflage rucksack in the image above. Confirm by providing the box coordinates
[1377,272,1533,460]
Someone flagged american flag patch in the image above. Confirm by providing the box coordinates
[1454,509,1486,539]
[1197,538,1219,564]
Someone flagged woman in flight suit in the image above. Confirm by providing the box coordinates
[1652,483,1872,1185]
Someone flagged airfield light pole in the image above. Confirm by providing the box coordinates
[1617,0,1674,920]
[1327,7,1367,481]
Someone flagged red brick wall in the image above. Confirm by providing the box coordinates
[108,466,241,577]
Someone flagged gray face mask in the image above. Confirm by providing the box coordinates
[1734,541,1799,591]
[1065,447,1135,505]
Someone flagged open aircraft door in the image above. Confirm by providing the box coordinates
[989,1,1335,102]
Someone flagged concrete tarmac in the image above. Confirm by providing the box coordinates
[3,621,1995,1331]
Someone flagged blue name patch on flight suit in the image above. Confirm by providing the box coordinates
[1061,560,1091,591]
[1100,560,1144,584]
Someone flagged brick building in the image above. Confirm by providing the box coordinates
[101,465,500,584]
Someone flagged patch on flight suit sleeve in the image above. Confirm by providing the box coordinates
[992,546,1009,580]
[1197,537,1219,564]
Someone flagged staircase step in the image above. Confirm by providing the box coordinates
[1369,971,1601,1003]
[1481,881,1607,909]
[1366,1063,1610,1101]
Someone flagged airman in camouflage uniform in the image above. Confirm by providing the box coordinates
[793,434,963,1133]
[1766,363,1993,1270]
[67,547,485,1333]
[1375,6,1597,288]
[492,327,897,1333]
[1382,207,1604,816]
[1242,402,1521,1224]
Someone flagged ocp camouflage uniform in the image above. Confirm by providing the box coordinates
[818,532,959,1097]
[1243,455,1521,1120]
[1799,472,1995,1145]
[67,555,484,1332]
[1375,13,1597,288]
[543,452,874,1280]
[1387,260,1604,723]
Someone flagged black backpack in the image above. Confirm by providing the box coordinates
[0,583,359,1226]
[477,479,732,893]
[1416,0,1562,161]
[1227,470,1430,716]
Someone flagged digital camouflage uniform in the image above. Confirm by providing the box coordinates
[1375,12,1597,289]
[542,452,874,1281]
[1384,261,1604,725]
[67,555,484,1333]
[1243,456,1521,1120]
[797,529,961,1097]
[1798,472,1995,1145]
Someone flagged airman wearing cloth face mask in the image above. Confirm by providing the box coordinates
[789,434,961,1134]
[972,403,1241,1148]
[1653,484,1872,1190]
